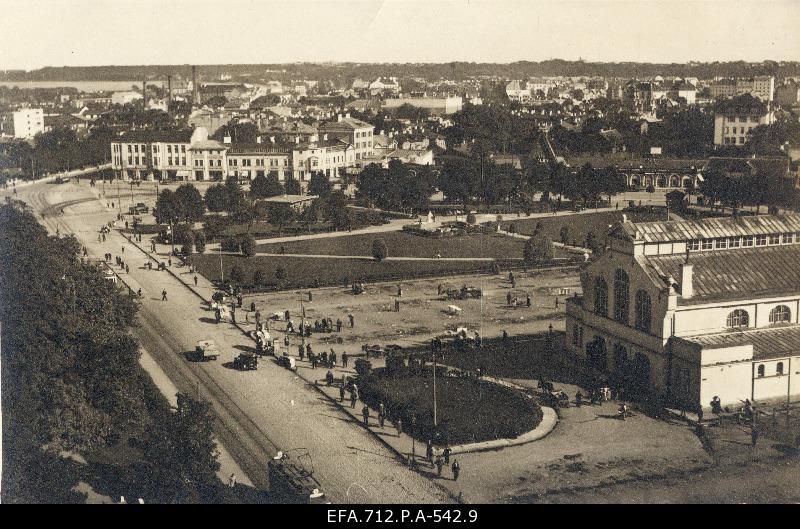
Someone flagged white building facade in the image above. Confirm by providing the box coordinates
[12,108,44,139]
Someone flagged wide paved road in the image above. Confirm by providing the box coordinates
[12,181,453,504]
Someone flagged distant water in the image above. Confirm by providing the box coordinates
[0,80,166,92]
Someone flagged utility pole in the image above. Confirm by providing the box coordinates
[432,347,438,428]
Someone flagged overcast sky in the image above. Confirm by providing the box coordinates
[1,0,798,69]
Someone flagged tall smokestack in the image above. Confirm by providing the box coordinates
[167,75,172,101]
[192,66,198,107]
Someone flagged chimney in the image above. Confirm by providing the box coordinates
[167,75,172,101]
[192,66,198,107]
[680,263,693,299]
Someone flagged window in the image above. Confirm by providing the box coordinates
[593,276,608,316]
[688,240,700,251]
[701,238,713,250]
[777,362,784,375]
[635,290,652,333]
[743,235,754,247]
[782,233,794,244]
[715,237,727,249]
[769,234,780,245]
[756,234,767,246]
[613,269,630,324]
[757,364,765,378]
[729,237,740,248]
[726,309,750,329]
[769,305,791,324]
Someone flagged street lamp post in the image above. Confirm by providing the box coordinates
[433,348,438,428]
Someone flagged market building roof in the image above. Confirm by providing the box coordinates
[680,324,800,360]
[617,213,800,244]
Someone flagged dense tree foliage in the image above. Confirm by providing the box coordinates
[249,173,284,199]
[0,204,223,503]
[356,161,437,210]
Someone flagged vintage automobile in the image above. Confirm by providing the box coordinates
[193,340,219,361]
[276,354,297,371]
[233,351,258,370]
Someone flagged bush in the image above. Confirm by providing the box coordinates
[230,265,244,285]
[181,239,194,257]
[524,234,554,263]
[172,223,194,245]
[508,223,517,234]
[194,232,206,254]
[466,212,477,225]
[253,269,266,287]
[354,359,372,376]
[385,354,406,376]
[559,226,570,244]
[275,265,287,280]
[371,238,388,261]
[241,234,256,257]
[221,237,241,252]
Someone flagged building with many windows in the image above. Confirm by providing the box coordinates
[566,214,800,412]
[11,108,44,139]
[713,96,775,146]
[319,114,374,161]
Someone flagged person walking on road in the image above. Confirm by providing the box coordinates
[443,446,451,465]
[395,417,403,436]
[362,405,370,427]
[378,402,386,428]
[348,313,355,328]
[326,370,334,387]
[194,275,198,286]
[435,456,444,477]
[341,352,348,368]
[451,460,460,481]
[751,424,759,447]
[339,383,346,402]
[229,474,236,488]
[350,390,357,409]
[507,291,512,306]
[336,318,342,332]
[161,290,167,301]
[426,440,434,466]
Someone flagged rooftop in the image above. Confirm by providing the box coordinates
[617,213,800,244]
[118,129,194,144]
[682,324,800,360]
[641,243,800,304]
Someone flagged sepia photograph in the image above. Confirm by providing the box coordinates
[1,0,799,510]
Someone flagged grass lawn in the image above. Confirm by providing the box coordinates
[256,231,526,259]
[188,253,521,290]
[358,372,543,445]
[500,209,667,247]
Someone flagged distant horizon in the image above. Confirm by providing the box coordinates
[2,0,799,70]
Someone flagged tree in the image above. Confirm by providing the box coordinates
[174,183,205,221]
[523,234,553,263]
[325,191,351,230]
[266,203,296,235]
[253,269,266,287]
[224,176,245,214]
[230,265,244,285]
[250,173,284,199]
[211,121,259,143]
[155,189,182,224]
[275,265,287,280]
[194,231,206,254]
[284,176,302,195]
[204,184,229,213]
[241,234,256,257]
[143,393,220,503]
[439,157,479,205]
[559,226,570,244]
[372,238,388,261]
[308,171,332,198]
[466,212,477,225]
[181,234,194,256]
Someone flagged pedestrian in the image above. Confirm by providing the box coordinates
[336,318,342,332]
[349,313,355,328]
[575,391,582,407]
[397,284,402,297]
[121,245,124,253]
[396,417,403,436]
[451,460,460,481]
[339,383,346,402]
[426,440,434,466]
[255,310,261,326]
[751,424,759,447]
[125,264,129,274]
[351,390,357,409]
[194,275,198,286]
[618,402,627,420]
[555,298,559,309]
[435,456,443,477]
[311,354,317,370]
[229,473,236,488]
[362,405,370,427]
[284,334,290,347]
[526,295,531,308]
[507,292,512,306]
[298,344,305,360]
[161,290,167,301]
[168,257,172,267]
[147,261,152,271]
[437,284,442,295]
[342,352,348,368]
[137,288,142,298]
[326,370,334,387]
[378,402,386,428]
[443,446,451,465]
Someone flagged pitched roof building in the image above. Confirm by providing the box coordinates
[566,213,800,412]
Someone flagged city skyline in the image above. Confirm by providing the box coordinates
[1,0,799,70]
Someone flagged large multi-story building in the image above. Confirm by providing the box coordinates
[12,108,44,139]
[320,114,374,161]
[566,214,800,412]
[111,126,355,188]
[713,96,775,146]
[710,76,775,102]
